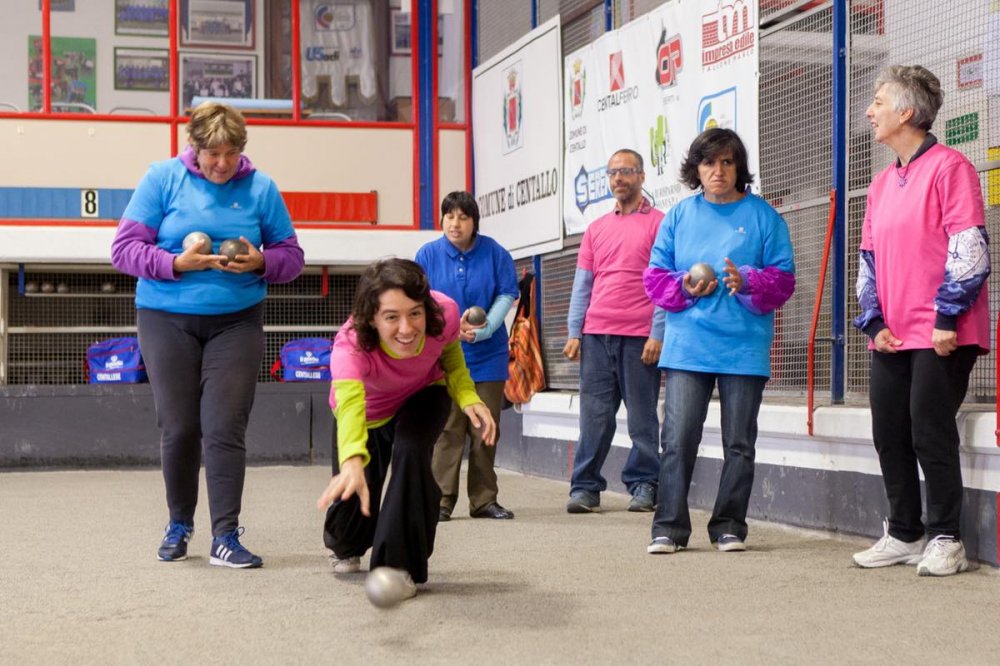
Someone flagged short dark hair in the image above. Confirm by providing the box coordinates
[351,258,445,351]
[610,148,644,171]
[440,190,480,235]
[679,128,754,193]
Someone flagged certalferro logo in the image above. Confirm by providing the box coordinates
[597,51,638,112]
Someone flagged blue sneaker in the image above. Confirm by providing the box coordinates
[157,521,193,562]
[209,527,263,569]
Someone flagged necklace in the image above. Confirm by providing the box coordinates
[895,160,910,187]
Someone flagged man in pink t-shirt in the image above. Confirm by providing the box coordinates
[563,148,665,514]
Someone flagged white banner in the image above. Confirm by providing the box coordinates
[564,0,760,235]
[473,16,563,258]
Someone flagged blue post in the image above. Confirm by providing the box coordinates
[604,0,612,31]
[470,0,478,195]
[531,0,538,28]
[831,0,847,403]
[418,0,435,229]
[471,0,478,67]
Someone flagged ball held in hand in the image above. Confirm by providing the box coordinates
[688,262,716,286]
[218,238,249,265]
[466,305,487,326]
[182,231,212,255]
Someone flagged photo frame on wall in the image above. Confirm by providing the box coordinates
[180,0,254,49]
[114,48,169,91]
[115,0,169,37]
[39,0,75,10]
[390,9,411,56]
[180,52,256,112]
[389,9,444,57]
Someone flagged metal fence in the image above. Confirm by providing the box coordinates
[2,268,358,385]
[845,0,996,402]
[479,0,1000,405]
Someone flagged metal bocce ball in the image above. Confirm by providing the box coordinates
[365,567,409,609]
[182,231,212,255]
[466,306,487,326]
[218,239,249,266]
[688,262,716,286]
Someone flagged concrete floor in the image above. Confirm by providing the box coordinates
[3,465,999,664]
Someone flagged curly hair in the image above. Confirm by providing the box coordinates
[350,258,445,351]
[678,128,754,193]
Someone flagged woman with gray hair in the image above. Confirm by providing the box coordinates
[852,66,990,576]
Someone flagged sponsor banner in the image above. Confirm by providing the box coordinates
[473,17,563,257]
[564,0,760,235]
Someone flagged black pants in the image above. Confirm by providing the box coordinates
[869,346,978,542]
[323,386,451,584]
[138,304,264,537]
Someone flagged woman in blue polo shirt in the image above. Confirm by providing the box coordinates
[415,191,519,521]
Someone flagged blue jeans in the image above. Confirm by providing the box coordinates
[652,369,766,546]
[570,334,661,496]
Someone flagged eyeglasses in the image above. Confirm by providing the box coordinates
[606,167,641,177]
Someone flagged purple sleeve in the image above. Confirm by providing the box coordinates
[734,265,795,315]
[110,218,179,281]
[261,235,305,284]
[643,266,697,312]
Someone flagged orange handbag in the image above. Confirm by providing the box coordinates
[505,272,546,404]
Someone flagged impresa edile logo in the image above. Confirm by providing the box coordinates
[702,0,755,68]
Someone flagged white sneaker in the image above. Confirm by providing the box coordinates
[329,553,361,574]
[852,519,925,568]
[917,536,970,577]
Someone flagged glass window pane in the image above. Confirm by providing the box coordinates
[299,0,405,122]
[0,4,42,113]
[438,0,465,123]
[386,1,414,122]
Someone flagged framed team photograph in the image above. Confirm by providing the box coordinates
[389,9,443,57]
[180,52,256,112]
[114,48,169,91]
[180,0,254,49]
[39,0,75,10]
[115,0,169,37]
[390,8,411,56]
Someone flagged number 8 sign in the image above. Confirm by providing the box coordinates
[80,189,99,218]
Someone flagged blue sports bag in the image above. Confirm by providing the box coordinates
[271,338,332,382]
[87,337,147,383]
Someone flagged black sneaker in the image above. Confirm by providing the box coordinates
[157,521,193,562]
[627,483,656,512]
[209,527,263,569]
